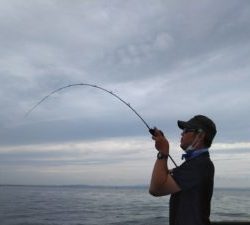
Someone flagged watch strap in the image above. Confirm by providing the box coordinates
[157,152,168,160]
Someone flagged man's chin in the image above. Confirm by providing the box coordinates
[180,144,187,151]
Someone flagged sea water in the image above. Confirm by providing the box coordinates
[0,185,249,225]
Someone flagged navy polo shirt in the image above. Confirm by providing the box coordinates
[169,152,214,225]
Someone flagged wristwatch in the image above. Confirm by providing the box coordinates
[157,152,168,160]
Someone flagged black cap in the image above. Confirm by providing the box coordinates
[177,115,217,138]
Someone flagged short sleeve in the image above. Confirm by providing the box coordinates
[171,160,204,190]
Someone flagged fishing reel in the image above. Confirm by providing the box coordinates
[149,128,164,137]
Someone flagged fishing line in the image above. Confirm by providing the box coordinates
[25,83,177,167]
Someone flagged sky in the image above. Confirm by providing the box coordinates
[0,0,250,187]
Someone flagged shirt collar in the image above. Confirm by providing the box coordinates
[181,148,209,160]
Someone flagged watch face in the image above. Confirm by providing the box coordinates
[157,152,163,159]
[157,152,167,159]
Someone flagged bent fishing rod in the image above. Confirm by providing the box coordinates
[25,83,177,167]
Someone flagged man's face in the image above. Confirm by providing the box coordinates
[180,128,197,150]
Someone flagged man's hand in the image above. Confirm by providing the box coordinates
[152,128,169,155]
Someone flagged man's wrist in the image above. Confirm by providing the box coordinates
[157,152,168,160]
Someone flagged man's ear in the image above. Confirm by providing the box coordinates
[191,131,206,149]
[197,131,205,141]
[194,129,205,141]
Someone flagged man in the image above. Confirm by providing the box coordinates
[149,115,217,225]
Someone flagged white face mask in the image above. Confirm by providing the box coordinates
[185,145,195,151]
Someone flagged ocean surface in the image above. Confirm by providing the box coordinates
[0,185,249,225]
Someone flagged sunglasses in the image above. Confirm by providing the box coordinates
[182,128,198,134]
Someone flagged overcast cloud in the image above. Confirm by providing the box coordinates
[0,0,250,187]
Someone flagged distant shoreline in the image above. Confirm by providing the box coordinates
[0,184,249,190]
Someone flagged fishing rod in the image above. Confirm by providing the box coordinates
[25,83,178,167]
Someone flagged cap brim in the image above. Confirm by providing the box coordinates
[177,120,194,130]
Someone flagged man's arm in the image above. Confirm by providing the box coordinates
[149,158,181,196]
[149,129,181,196]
